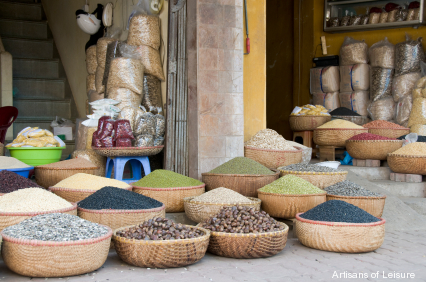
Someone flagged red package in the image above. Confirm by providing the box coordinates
[94,116,110,137]
[409,1,420,9]
[92,136,103,148]
[114,119,134,140]
[369,7,382,14]
[385,3,400,12]
[98,119,115,139]
[115,138,132,147]
[101,136,114,147]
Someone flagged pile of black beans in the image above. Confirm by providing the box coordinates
[0,170,43,193]
[397,135,426,142]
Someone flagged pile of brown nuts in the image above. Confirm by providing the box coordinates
[200,206,284,234]
[116,217,205,240]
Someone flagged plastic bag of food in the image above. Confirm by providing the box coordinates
[340,37,368,66]
[360,15,369,25]
[134,112,156,136]
[96,28,122,69]
[101,136,114,148]
[107,87,142,110]
[309,67,340,93]
[107,57,144,94]
[142,74,163,113]
[340,11,350,26]
[408,97,426,127]
[88,90,104,104]
[95,66,105,94]
[72,149,106,176]
[87,75,96,93]
[392,72,421,102]
[134,45,165,81]
[114,119,135,140]
[135,134,154,147]
[116,138,133,147]
[410,124,426,135]
[395,35,425,77]
[379,12,389,23]
[312,92,340,112]
[127,1,161,50]
[86,45,97,75]
[339,64,369,92]
[413,88,423,99]
[103,40,121,86]
[415,76,426,88]
[407,8,420,20]
[339,91,370,116]
[395,95,413,127]
[118,106,139,131]
[421,88,426,98]
[370,67,394,101]
[98,119,115,139]
[368,96,396,121]
[155,111,165,138]
[396,9,408,21]
[369,37,395,68]
[154,137,164,146]
[349,15,362,26]
[328,17,339,27]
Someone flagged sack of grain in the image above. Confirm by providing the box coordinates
[416,76,426,88]
[395,35,425,77]
[410,124,426,135]
[310,67,340,94]
[95,66,105,94]
[340,64,369,92]
[339,91,370,116]
[118,106,140,131]
[395,95,413,127]
[368,96,396,121]
[127,14,161,50]
[408,97,426,127]
[142,74,163,113]
[107,57,144,94]
[86,74,96,93]
[340,37,368,66]
[392,72,421,102]
[370,67,394,101]
[86,45,97,75]
[88,90,104,103]
[413,88,423,99]
[369,37,395,68]
[135,45,165,81]
[96,28,122,69]
[107,87,142,110]
[103,40,121,86]
[312,92,340,112]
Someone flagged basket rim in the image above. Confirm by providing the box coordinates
[112,224,211,245]
[0,225,113,246]
[244,146,302,153]
[197,221,289,238]
[183,196,261,206]
[201,169,279,178]
[289,115,331,118]
[278,169,348,176]
[331,115,363,118]
[92,145,164,151]
[295,213,386,227]
[387,153,426,159]
[314,128,367,131]
[131,184,205,191]
[325,193,387,200]
[0,202,77,216]
[366,127,409,130]
[257,191,327,197]
[49,186,133,193]
[35,166,100,171]
[76,203,166,214]
[346,139,403,143]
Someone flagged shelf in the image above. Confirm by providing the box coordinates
[324,20,422,33]
[328,0,382,6]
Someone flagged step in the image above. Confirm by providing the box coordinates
[0,18,48,39]
[13,78,65,100]
[13,99,70,119]
[13,58,60,78]
[0,1,43,21]
[400,197,426,216]
[371,180,426,198]
[343,165,391,181]
[12,118,52,138]
[2,37,53,59]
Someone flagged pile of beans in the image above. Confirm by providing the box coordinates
[300,200,380,223]
[38,158,98,169]
[78,186,163,210]
[209,157,274,175]
[280,164,341,173]
[0,156,30,169]
[324,181,383,197]
[398,135,426,142]
[363,120,406,129]
[0,170,43,193]
[2,213,109,241]
[259,175,324,195]
[191,187,253,203]
[116,218,204,240]
[245,129,298,151]
[317,119,364,129]
[329,107,361,117]
[52,173,129,190]
[391,142,426,156]
[133,169,203,188]
[200,206,284,233]
[349,133,396,141]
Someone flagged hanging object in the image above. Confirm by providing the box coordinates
[102,2,114,27]
[149,0,164,15]
[76,4,101,35]
[243,0,250,55]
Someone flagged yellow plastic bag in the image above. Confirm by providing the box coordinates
[408,98,426,127]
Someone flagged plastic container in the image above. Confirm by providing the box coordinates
[6,147,65,166]
[0,167,34,178]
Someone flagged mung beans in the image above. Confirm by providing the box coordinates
[191,187,253,204]
[209,157,274,175]
[258,175,324,195]
[133,169,203,188]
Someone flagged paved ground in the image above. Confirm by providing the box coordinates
[1,230,425,282]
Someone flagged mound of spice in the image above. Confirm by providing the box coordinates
[300,200,380,223]
[329,107,361,117]
[2,213,109,241]
[0,170,43,193]
[0,156,31,169]
[397,135,426,142]
[209,157,274,175]
[200,206,284,233]
[116,217,204,240]
[0,188,72,212]
[191,187,253,203]
[349,133,396,141]
[363,120,406,129]
[390,142,426,156]
[258,175,324,195]
[52,173,130,190]
[324,181,384,197]
[317,119,364,129]
[245,129,297,151]
[37,158,99,170]
[280,164,341,173]
[133,169,203,188]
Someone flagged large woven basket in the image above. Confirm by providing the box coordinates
[1,226,112,277]
[278,169,348,189]
[244,146,303,169]
[387,153,426,175]
[346,140,403,160]
[326,194,386,218]
[92,146,164,157]
[113,225,210,268]
[295,213,385,253]
[49,186,133,202]
[35,166,99,188]
[368,127,410,139]
[183,197,261,223]
[331,115,369,126]
[313,128,368,147]
[258,191,326,219]
[202,170,280,198]
[0,203,77,232]
[132,184,205,213]
[199,222,289,258]
[289,115,331,131]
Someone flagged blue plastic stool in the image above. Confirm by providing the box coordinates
[105,156,151,184]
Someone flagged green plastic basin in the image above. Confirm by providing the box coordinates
[6,147,65,166]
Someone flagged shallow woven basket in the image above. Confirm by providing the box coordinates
[289,115,331,131]
[113,225,210,268]
[35,166,100,188]
[183,197,261,223]
[258,191,326,219]
[278,169,348,189]
[0,203,77,232]
[49,186,133,202]
[326,194,386,218]
[313,128,368,147]
[368,127,410,139]
[1,226,112,277]
[244,146,303,169]
[346,139,403,160]
[199,222,289,259]
[92,146,164,157]
[387,153,426,175]
[132,184,205,213]
[295,213,385,253]
[202,170,279,198]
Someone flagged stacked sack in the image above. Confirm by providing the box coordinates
[408,76,426,134]
[310,66,340,112]
[85,44,103,113]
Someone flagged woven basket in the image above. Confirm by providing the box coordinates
[183,197,261,223]
[132,184,205,213]
[244,146,303,169]
[199,222,289,258]
[368,127,410,139]
[346,140,403,160]
[289,115,331,131]
[92,146,164,157]
[295,213,385,253]
[258,191,326,219]
[1,226,112,277]
[35,166,99,188]
[278,169,348,189]
[113,225,210,268]
[326,194,386,218]
[313,128,368,147]
[49,186,133,202]
[387,154,426,175]
[331,115,369,126]
[202,170,280,198]
[0,203,77,232]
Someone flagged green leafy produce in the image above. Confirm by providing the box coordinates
[258,175,324,194]
[209,157,274,175]
[133,169,203,188]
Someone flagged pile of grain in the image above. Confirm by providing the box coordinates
[191,188,253,203]
[209,157,274,175]
[52,173,129,190]
[245,129,297,151]
[0,156,30,169]
[133,169,203,188]
[258,175,324,195]
[390,142,426,156]
[317,119,364,129]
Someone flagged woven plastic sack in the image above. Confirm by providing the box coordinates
[312,92,340,112]
[127,3,161,50]
[370,67,394,101]
[395,95,413,127]
[408,97,426,127]
[135,45,165,81]
[142,74,163,113]
[107,57,144,94]
[310,67,340,93]
[392,72,421,102]
[72,149,106,177]
[340,64,369,92]
[395,35,425,77]
[368,96,396,121]
[369,37,395,68]
[86,45,97,75]
[107,87,142,111]
[410,124,426,135]
[339,91,370,116]
[135,134,154,147]
[340,37,368,66]
[95,66,105,94]
[86,75,96,93]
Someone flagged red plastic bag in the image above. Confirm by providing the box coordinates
[114,119,134,140]
[101,136,114,147]
[369,7,382,14]
[409,1,420,9]
[92,136,103,148]
[98,119,115,139]
[94,116,110,137]
[385,3,400,12]
[115,138,132,147]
